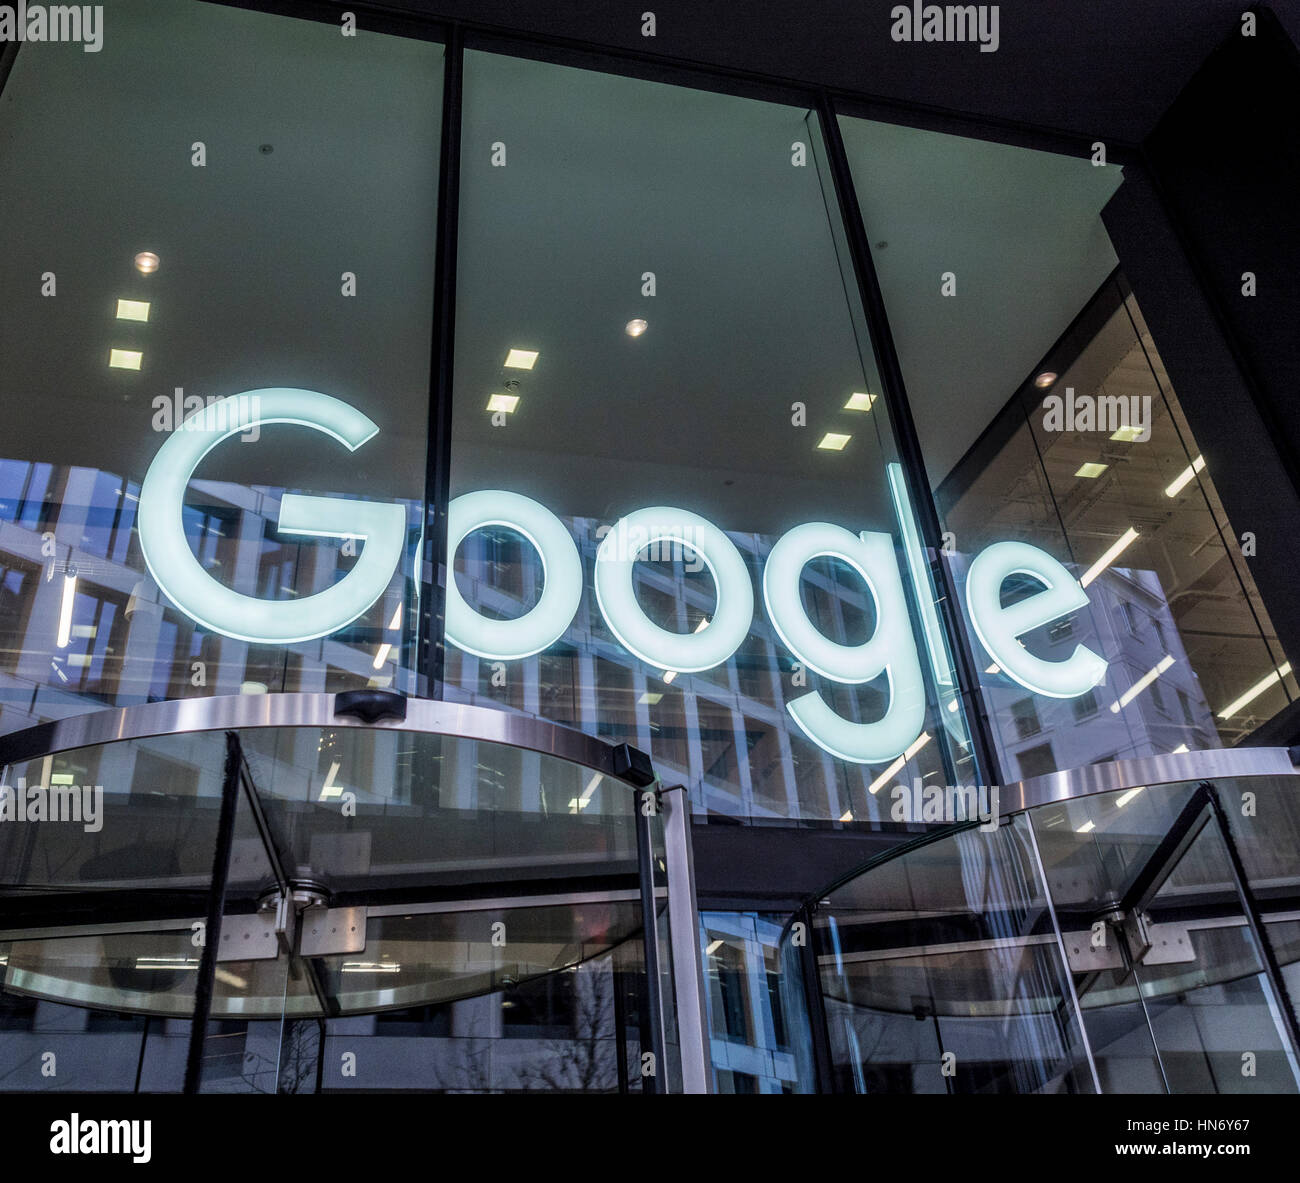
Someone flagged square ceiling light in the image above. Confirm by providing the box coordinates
[115,299,150,322]
[818,432,851,451]
[109,349,143,370]
[844,392,876,412]
[1075,461,1108,478]
[486,392,519,414]
[504,349,538,370]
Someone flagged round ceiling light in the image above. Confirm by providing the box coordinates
[1033,371,1057,389]
[134,251,160,275]
[625,319,647,338]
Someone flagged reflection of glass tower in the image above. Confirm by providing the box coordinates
[0,460,420,737]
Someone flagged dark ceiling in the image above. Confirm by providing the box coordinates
[367,0,1298,146]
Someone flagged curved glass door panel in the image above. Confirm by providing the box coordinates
[238,727,638,895]
[792,770,1300,1093]
[811,814,1094,1093]
[0,703,674,1091]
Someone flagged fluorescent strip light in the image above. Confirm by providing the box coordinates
[1080,527,1139,588]
[115,298,150,322]
[109,348,142,370]
[319,760,343,801]
[56,574,76,648]
[1075,462,1108,479]
[1115,786,1145,808]
[844,392,876,412]
[387,604,402,630]
[1218,662,1293,718]
[214,968,248,989]
[342,962,401,974]
[839,809,854,822]
[662,670,677,684]
[1171,743,1189,754]
[818,432,851,451]
[486,392,519,414]
[1164,455,1205,498]
[372,642,392,670]
[705,939,724,956]
[1110,654,1175,713]
[570,771,602,813]
[985,663,1000,675]
[867,732,931,795]
[694,618,709,633]
[1076,820,1096,834]
[504,349,538,370]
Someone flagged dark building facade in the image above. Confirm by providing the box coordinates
[1,0,1298,1094]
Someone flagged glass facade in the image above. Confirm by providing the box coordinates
[0,0,1297,1096]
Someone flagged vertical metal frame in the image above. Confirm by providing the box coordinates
[183,731,243,1095]
[419,25,464,700]
[660,783,711,1092]
[812,94,1003,788]
[634,789,669,1093]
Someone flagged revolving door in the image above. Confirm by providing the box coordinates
[788,748,1300,1093]
[0,694,704,1092]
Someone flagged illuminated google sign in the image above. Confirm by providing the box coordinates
[139,390,1107,764]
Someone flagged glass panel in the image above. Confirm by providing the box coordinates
[0,729,233,1090]
[1,720,675,1092]
[701,911,808,1092]
[445,50,978,827]
[0,0,443,738]
[837,115,1295,776]
[811,814,1096,1093]
[1033,782,1300,1094]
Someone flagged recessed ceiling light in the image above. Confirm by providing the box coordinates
[818,432,851,451]
[638,691,663,705]
[1034,371,1057,389]
[109,348,142,370]
[844,392,877,412]
[1109,425,1144,443]
[116,298,150,322]
[625,318,647,337]
[1074,461,1108,479]
[504,348,538,370]
[134,251,160,274]
[486,392,519,414]
[239,681,268,695]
